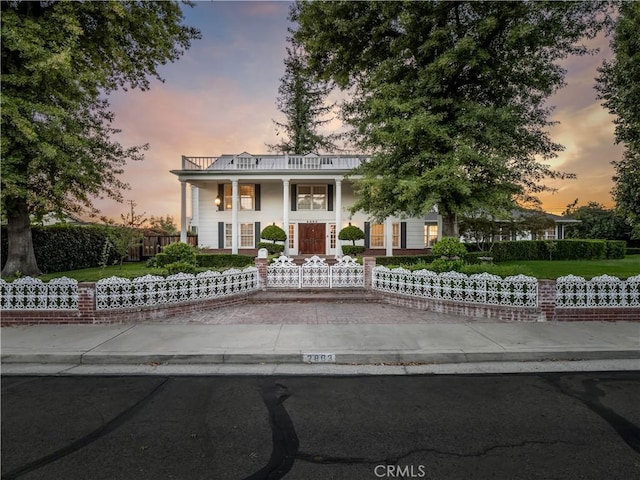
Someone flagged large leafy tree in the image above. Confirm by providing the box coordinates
[596,2,640,238]
[1,1,199,276]
[563,201,632,240]
[292,1,611,236]
[267,39,338,154]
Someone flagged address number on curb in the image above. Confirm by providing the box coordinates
[303,353,336,363]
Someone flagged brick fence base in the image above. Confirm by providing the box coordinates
[376,292,545,322]
[0,292,256,326]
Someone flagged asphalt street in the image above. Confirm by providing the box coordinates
[2,373,639,480]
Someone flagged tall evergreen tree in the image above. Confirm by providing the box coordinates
[267,40,338,154]
[292,1,612,236]
[596,2,640,238]
[1,1,199,276]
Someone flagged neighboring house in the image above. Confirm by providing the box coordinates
[513,210,581,241]
[459,209,581,246]
[172,152,440,256]
[36,211,88,226]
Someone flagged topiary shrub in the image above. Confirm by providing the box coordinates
[259,224,286,253]
[261,224,286,242]
[338,224,365,246]
[431,237,467,258]
[342,245,366,256]
[159,242,196,265]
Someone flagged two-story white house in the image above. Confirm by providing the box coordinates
[171,152,441,257]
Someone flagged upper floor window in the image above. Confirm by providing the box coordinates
[224,184,255,210]
[297,185,326,210]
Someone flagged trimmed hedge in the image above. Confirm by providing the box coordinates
[257,242,285,254]
[490,239,625,262]
[342,245,366,256]
[627,248,640,255]
[376,255,437,266]
[1,225,119,274]
[195,254,254,268]
[605,240,626,259]
[464,251,493,264]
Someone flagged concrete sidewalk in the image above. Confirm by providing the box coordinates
[2,321,639,374]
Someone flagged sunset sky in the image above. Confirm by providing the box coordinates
[100,1,622,224]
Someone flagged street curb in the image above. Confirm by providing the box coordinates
[2,349,639,366]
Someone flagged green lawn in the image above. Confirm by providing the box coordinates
[36,262,163,282]
[6,255,640,282]
[501,255,640,280]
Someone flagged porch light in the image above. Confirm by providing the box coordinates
[215,195,221,210]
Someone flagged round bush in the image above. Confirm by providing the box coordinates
[161,242,196,265]
[165,261,197,275]
[261,224,287,242]
[338,224,365,245]
[431,237,467,258]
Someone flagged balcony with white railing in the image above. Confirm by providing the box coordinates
[180,153,368,172]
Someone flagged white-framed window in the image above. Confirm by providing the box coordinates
[297,185,327,211]
[330,223,336,249]
[223,184,255,210]
[225,223,255,248]
[542,227,556,240]
[424,224,438,247]
[370,224,385,248]
[392,223,400,248]
[288,224,295,249]
[371,223,400,248]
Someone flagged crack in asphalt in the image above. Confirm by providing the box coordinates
[296,439,584,465]
[1,377,171,480]
[243,381,299,480]
[543,375,640,454]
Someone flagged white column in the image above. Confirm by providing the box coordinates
[180,180,187,243]
[335,179,342,258]
[283,179,290,255]
[231,179,239,254]
[385,216,393,257]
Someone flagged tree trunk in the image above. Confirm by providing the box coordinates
[441,211,459,238]
[1,197,41,277]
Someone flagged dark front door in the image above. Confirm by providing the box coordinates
[298,223,326,255]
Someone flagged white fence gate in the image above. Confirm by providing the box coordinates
[266,255,364,289]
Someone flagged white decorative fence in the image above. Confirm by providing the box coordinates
[266,255,364,288]
[372,267,538,307]
[556,274,640,308]
[95,267,259,310]
[0,277,78,310]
